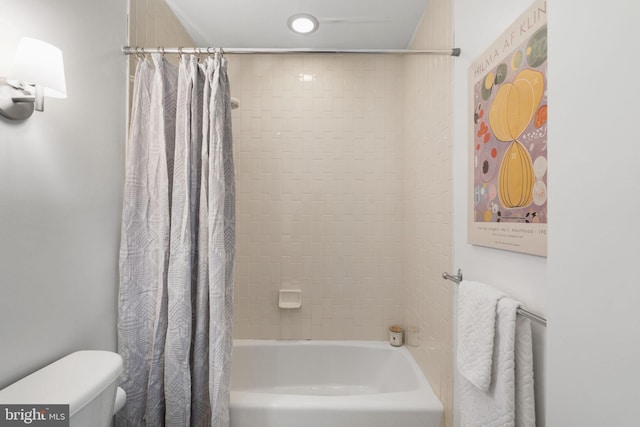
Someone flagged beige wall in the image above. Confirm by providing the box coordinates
[127,0,194,80]
[228,55,405,340]
[129,0,193,48]
[128,0,194,55]
[402,0,454,425]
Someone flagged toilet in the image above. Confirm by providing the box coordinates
[0,350,126,427]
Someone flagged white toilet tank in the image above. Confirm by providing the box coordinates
[0,350,123,427]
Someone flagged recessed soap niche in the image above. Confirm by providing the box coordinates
[278,290,302,309]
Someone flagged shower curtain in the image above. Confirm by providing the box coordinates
[117,53,235,427]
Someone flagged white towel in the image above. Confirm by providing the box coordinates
[457,280,506,391]
[459,296,536,427]
[515,315,536,427]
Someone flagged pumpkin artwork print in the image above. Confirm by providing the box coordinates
[468,0,547,256]
[490,68,543,209]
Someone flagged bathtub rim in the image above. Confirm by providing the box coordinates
[230,339,444,413]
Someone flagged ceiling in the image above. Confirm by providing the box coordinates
[164,0,431,49]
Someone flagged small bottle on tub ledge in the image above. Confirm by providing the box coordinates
[389,325,404,346]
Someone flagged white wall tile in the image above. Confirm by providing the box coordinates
[403,0,454,425]
[229,54,405,341]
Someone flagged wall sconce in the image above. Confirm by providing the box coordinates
[0,37,67,121]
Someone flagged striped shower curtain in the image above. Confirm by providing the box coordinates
[117,53,235,427]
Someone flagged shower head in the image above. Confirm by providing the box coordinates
[231,97,240,109]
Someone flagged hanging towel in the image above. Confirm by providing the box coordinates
[515,314,536,427]
[459,296,536,427]
[457,280,506,391]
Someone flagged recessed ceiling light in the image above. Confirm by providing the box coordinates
[288,13,319,34]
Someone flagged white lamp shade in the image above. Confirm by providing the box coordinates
[8,37,67,99]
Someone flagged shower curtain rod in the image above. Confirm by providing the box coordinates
[122,46,461,56]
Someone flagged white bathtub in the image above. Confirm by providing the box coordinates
[230,340,443,427]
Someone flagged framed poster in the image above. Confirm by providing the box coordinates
[468,0,547,256]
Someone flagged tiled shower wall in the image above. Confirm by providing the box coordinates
[129,1,453,425]
[402,0,454,424]
[227,56,405,339]
[127,0,194,85]
[128,0,193,50]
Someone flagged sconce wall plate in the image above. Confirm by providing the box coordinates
[0,78,35,120]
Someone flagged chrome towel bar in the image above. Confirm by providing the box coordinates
[443,269,547,327]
